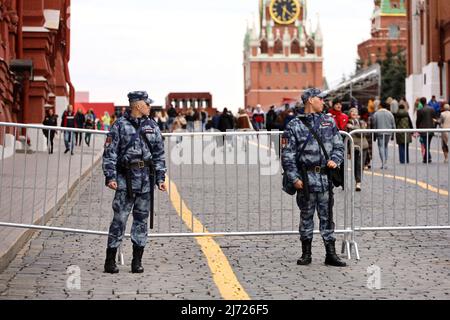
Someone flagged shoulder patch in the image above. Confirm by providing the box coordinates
[144,128,155,134]
[281,137,288,149]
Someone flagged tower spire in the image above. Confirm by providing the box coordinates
[315,13,323,46]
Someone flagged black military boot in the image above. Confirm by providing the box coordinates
[104,248,119,274]
[324,240,347,267]
[297,239,312,265]
[131,245,144,274]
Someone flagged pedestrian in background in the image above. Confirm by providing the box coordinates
[42,109,58,154]
[329,98,349,131]
[102,112,111,131]
[200,107,208,132]
[372,102,396,169]
[428,95,441,117]
[360,107,373,169]
[252,105,265,131]
[84,109,95,147]
[236,108,253,130]
[417,97,438,164]
[61,104,76,155]
[438,104,450,163]
[75,108,85,146]
[347,108,369,191]
[185,108,195,132]
[218,108,234,132]
[167,105,178,132]
[394,104,413,164]
[266,106,278,131]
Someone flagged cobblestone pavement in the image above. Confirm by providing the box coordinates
[0,134,450,299]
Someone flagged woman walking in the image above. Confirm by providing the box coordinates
[84,109,95,147]
[42,109,58,154]
[439,104,450,163]
[75,108,85,146]
[102,112,111,131]
[346,108,369,192]
[394,104,414,164]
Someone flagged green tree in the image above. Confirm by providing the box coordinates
[379,44,406,100]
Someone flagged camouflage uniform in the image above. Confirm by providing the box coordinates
[282,113,344,242]
[103,105,166,249]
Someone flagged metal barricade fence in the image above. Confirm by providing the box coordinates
[0,122,108,236]
[0,122,358,261]
[347,128,450,238]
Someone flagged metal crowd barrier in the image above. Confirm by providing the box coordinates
[347,129,450,240]
[0,122,358,261]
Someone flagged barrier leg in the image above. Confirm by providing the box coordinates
[118,245,125,266]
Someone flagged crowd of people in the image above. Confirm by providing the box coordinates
[42,105,125,155]
[43,96,450,182]
[153,95,449,192]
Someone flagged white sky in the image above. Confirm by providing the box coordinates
[69,0,374,112]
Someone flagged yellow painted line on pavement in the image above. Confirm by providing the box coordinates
[365,171,449,197]
[165,175,250,300]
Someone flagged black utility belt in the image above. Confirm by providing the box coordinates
[303,166,328,175]
[121,160,154,170]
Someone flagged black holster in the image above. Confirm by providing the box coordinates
[125,170,134,199]
[326,172,335,230]
[118,160,156,229]
[299,166,310,202]
[149,164,155,230]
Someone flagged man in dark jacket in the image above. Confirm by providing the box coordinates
[42,109,58,154]
[61,105,77,155]
[218,108,234,132]
[417,97,438,163]
[266,106,278,131]
[75,108,85,146]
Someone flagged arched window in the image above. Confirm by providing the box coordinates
[291,40,300,54]
[274,39,283,54]
[306,38,315,54]
[260,39,268,54]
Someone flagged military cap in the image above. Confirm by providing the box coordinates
[128,91,154,105]
[301,88,327,104]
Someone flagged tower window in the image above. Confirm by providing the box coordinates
[291,40,300,54]
[391,0,400,9]
[284,63,289,75]
[266,63,272,75]
[260,40,268,54]
[274,39,283,54]
[389,25,400,39]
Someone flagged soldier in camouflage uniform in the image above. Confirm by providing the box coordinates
[281,88,347,267]
[102,91,167,274]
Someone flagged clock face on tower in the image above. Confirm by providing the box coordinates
[269,0,301,25]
